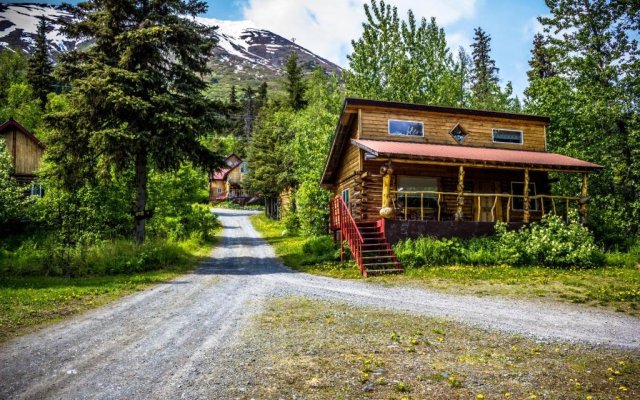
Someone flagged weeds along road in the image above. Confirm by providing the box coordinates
[1,208,639,399]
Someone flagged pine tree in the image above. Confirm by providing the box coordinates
[285,51,306,110]
[257,81,268,109]
[243,85,255,137]
[47,0,223,243]
[229,85,238,108]
[527,33,555,81]
[470,27,499,106]
[27,15,53,110]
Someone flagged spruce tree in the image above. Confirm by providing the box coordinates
[27,15,53,110]
[257,81,268,109]
[229,85,238,108]
[470,27,499,106]
[527,33,555,81]
[243,85,255,137]
[284,51,306,110]
[47,0,222,243]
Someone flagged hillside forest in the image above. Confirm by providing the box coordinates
[0,0,639,278]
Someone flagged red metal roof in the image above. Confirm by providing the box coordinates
[352,139,603,171]
[212,168,231,180]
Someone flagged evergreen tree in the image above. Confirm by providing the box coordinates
[243,85,255,137]
[27,15,53,110]
[256,81,268,109]
[284,51,306,110]
[47,0,223,243]
[527,33,556,81]
[229,85,238,108]
[470,27,499,105]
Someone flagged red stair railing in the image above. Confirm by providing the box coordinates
[330,196,365,273]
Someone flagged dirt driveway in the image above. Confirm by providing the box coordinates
[1,208,638,399]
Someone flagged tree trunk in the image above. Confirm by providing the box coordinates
[134,150,148,243]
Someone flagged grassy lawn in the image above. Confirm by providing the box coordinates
[0,239,214,343]
[233,297,640,399]
[251,214,640,316]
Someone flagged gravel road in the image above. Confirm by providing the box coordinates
[1,208,638,399]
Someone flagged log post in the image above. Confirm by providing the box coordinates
[455,165,465,222]
[379,162,395,219]
[523,168,530,223]
[579,172,589,224]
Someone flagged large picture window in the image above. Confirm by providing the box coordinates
[388,119,424,137]
[396,176,438,208]
[511,182,537,211]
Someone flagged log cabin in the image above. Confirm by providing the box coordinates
[0,119,45,192]
[321,98,603,276]
[209,154,250,203]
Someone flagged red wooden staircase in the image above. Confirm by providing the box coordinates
[330,196,403,277]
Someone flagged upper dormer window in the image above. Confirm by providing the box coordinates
[450,123,468,144]
[388,119,424,137]
[493,129,523,144]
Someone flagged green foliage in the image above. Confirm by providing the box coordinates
[346,1,518,110]
[0,138,29,226]
[395,215,605,269]
[47,0,223,242]
[26,15,53,109]
[284,51,306,110]
[0,237,200,277]
[525,0,640,247]
[0,50,28,101]
[301,235,339,263]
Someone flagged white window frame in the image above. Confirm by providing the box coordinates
[510,181,537,211]
[388,119,424,137]
[341,188,350,205]
[492,128,523,145]
[30,182,44,197]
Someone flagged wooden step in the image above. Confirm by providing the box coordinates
[365,268,405,274]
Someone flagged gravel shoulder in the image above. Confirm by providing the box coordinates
[1,208,638,399]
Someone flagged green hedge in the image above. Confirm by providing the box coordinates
[394,214,607,269]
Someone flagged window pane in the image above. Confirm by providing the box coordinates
[396,177,438,208]
[493,129,522,144]
[388,120,424,137]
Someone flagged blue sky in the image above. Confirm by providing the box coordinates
[6,0,550,97]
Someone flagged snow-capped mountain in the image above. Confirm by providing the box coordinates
[0,3,341,92]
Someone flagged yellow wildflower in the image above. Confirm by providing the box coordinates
[477,394,485,399]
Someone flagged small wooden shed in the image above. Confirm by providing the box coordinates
[0,119,45,184]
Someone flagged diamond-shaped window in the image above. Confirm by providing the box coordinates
[450,123,468,144]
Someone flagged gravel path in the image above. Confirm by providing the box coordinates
[1,208,638,399]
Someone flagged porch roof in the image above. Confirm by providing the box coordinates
[352,139,603,172]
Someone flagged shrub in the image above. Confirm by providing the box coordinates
[394,214,605,269]
[301,235,339,264]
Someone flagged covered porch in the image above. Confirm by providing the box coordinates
[344,139,602,241]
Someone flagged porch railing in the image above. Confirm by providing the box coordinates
[329,195,365,272]
[390,190,580,223]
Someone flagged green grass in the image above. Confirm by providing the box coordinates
[0,237,215,342]
[234,297,640,399]
[251,214,640,315]
[251,214,360,279]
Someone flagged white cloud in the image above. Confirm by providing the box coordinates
[242,0,478,66]
[522,15,544,40]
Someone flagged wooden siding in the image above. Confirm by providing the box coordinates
[3,127,43,176]
[227,167,243,185]
[358,106,547,152]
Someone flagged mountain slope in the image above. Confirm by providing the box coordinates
[0,3,342,97]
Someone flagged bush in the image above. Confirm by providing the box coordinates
[0,237,195,277]
[394,214,605,269]
[301,235,339,264]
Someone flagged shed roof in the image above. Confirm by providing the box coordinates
[0,119,46,149]
[351,139,603,172]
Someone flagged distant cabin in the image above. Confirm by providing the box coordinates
[209,154,251,204]
[321,98,603,276]
[0,119,45,186]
